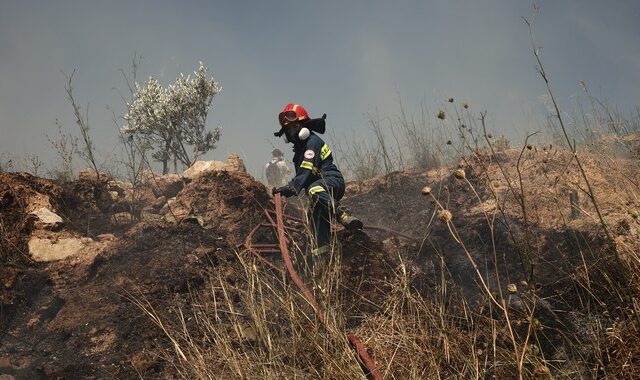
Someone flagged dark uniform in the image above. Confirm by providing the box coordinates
[287,132,344,252]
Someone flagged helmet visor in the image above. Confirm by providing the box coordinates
[279,110,298,126]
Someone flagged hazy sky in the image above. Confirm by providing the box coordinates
[1,0,639,178]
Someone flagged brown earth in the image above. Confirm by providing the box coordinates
[1,147,639,379]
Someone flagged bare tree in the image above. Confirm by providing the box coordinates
[46,122,78,182]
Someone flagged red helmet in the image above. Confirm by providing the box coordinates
[278,103,310,126]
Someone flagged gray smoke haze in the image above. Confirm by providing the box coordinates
[1,0,639,177]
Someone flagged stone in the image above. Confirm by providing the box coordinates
[30,207,63,230]
[109,191,120,202]
[181,215,204,227]
[226,153,247,173]
[182,153,246,179]
[28,237,93,262]
[78,168,113,182]
[151,196,167,211]
[182,160,228,180]
[96,233,117,241]
[159,197,177,215]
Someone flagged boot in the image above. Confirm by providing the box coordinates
[336,206,363,230]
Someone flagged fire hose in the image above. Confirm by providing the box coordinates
[240,195,383,380]
[273,194,381,380]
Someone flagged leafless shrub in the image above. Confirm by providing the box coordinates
[24,154,43,176]
[63,70,102,182]
[46,123,78,182]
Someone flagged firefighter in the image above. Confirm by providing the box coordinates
[265,148,291,188]
[272,103,362,259]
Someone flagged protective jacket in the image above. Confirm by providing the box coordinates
[287,132,343,194]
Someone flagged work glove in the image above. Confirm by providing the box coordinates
[272,184,296,198]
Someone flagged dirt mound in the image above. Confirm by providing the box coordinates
[167,170,272,244]
[0,169,284,378]
[2,147,638,378]
[1,222,237,379]
[340,148,640,375]
[345,148,640,237]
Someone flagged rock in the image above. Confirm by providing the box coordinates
[149,174,184,198]
[28,236,93,262]
[96,233,117,241]
[29,207,63,229]
[183,160,228,180]
[78,168,113,182]
[226,153,247,173]
[161,198,190,221]
[151,196,167,211]
[182,215,205,227]
[182,153,247,179]
[109,191,119,202]
[159,197,177,215]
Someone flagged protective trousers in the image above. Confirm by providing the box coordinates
[306,176,345,249]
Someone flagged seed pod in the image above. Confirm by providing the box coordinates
[507,283,517,294]
[421,186,432,196]
[453,168,466,179]
[437,209,452,223]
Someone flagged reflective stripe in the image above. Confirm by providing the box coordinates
[308,185,325,195]
[300,161,314,170]
[320,144,331,160]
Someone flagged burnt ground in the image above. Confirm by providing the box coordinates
[1,147,639,379]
